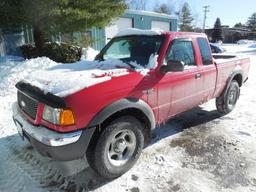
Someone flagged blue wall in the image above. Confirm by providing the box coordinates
[91,11,178,51]
[90,28,106,50]
[124,12,177,31]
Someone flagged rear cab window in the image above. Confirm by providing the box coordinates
[197,38,213,65]
[164,38,196,69]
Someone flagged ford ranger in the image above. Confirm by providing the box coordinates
[12,29,250,178]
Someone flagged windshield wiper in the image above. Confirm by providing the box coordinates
[123,61,136,70]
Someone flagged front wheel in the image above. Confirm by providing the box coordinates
[87,116,144,179]
[216,80,240,114]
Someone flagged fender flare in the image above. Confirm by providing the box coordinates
[223,68,243,98]
[88,98,156,131]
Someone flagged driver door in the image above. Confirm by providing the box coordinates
[157,38,204,122]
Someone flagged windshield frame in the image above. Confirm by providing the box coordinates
[95,35,165,68]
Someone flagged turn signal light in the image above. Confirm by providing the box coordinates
[60,109,75,126]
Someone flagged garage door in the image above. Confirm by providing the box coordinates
[151,21,170,31]
[105,18,133,43]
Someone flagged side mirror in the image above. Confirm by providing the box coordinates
[160,60,185,73]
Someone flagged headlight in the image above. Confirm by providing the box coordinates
[43,105,75,126]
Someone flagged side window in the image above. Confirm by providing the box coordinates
[197,38,213,65]
[165,40,196,67]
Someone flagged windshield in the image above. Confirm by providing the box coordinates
[97,35,164,67]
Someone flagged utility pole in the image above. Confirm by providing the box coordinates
[203,5,210,32]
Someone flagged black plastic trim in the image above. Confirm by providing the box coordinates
[23,127,96,161]
[88,98,156,131]
[223,70,243,97]
[15,81,66,108]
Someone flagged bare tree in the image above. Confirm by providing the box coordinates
[154,3,172,14]
[126,0,146,10]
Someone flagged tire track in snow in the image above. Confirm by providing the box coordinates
[0,132,86,192]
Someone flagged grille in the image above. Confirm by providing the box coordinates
[17,91,38,120]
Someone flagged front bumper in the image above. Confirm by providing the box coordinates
[12,102,96,161]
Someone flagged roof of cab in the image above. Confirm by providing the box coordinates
[115,28,207,38]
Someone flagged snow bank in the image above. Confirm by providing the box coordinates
[81,47,99,61]
[249,44,256,48]
[0,56,24,62]
[116,28,162,37]
[237,39,255,45]
[0,57,61,136]
[0,57,56,96]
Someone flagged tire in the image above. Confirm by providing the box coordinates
[87,116,144,179]
[216,80,240,114]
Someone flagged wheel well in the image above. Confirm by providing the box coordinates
[99,108,152,144]
[232,74,242,87]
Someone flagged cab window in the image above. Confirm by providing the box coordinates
[165,39,196,67]
[197,38,213,65]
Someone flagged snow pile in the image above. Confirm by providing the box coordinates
[0,57,56,96]
[0,57,60,136]
[0,56,24,62]
[222,43,256,55]
[237,39,250,45]
[249,44,256,48]
[81,47,99,61]
[116,28,162,37]
[237,39,255,45]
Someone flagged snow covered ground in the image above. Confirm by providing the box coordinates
[0,44,256,192]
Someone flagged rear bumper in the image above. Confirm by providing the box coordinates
[12,102,96,161]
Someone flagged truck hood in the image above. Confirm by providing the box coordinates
[24,58,154,97]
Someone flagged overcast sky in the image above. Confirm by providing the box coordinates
[146,0,255,28]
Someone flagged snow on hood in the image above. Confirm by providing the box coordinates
[116,28,163,37]
[25,59,129,97]
[24,54,158,97]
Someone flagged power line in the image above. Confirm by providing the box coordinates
[203,5,210,32]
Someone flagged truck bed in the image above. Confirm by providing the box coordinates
[213,54,249,64]
[212,53,250,98]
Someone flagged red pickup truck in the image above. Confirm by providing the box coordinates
[12,30,250,178]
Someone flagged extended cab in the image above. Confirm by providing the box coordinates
[12,29,250,178]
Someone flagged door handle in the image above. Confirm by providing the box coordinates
[195,73,201,79]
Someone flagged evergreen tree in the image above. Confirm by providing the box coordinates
[234,22,246,28]
[212,18,224,42]
[154,3,172,15]
[179,3,194,32]
[247,13,256,31]
[0,0,126,50]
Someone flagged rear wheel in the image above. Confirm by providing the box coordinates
[216,80,240,114]
[87,116,144,179]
